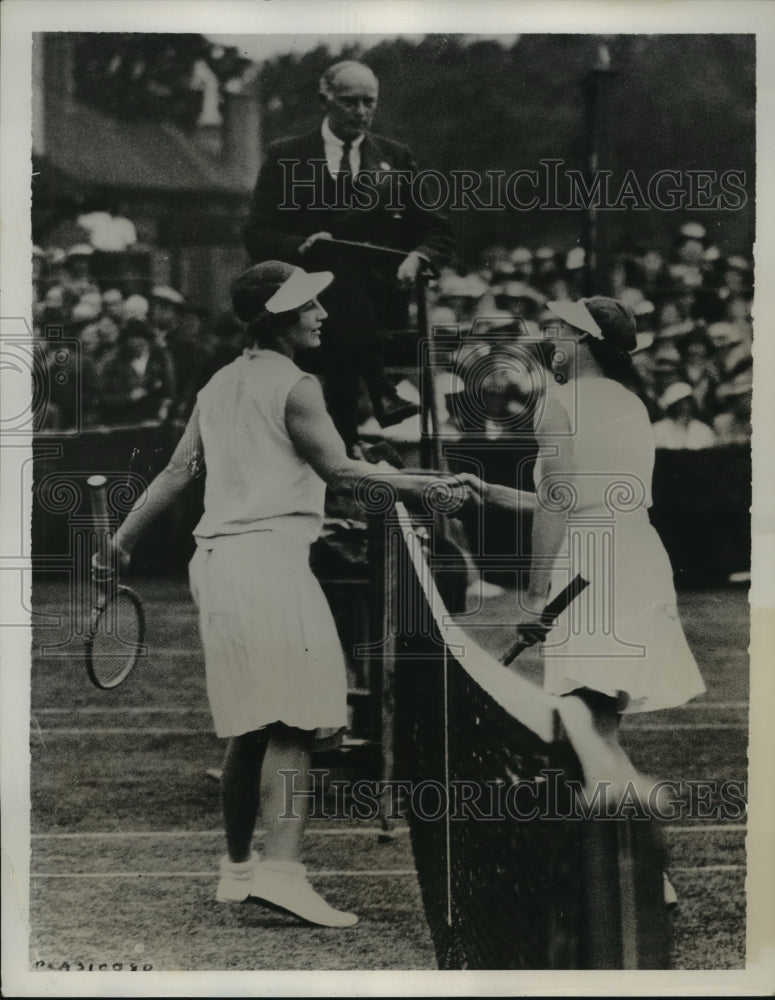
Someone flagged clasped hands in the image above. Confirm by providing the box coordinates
[444,471,488,517]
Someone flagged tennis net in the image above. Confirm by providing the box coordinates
[385,503,670,970]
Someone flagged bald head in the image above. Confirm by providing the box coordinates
[319,61,379,141]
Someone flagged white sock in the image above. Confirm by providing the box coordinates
[221,850,259,878]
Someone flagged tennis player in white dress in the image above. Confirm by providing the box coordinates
[110,261,479,927]
[490,297,705,793]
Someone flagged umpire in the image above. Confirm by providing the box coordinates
[244,60,456,452]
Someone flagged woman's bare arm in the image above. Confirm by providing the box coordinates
[482,481,537,513]
[285,376,478,506]
[113,406,204,557]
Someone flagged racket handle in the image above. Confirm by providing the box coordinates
[87,475,112,568]
[501,574,590,665]
[500,639,528,666]
[87,475,109,518]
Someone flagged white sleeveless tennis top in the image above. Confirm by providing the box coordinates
[194,349,326,542]
[533,377,655,515]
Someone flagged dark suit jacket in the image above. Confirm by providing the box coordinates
[244,128,456,273]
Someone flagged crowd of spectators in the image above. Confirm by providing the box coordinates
[426,221,753,448]
[33,217,752,450]
[32,234,244,432]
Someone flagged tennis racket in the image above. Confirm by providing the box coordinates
[85,475,146,690]
[500,573,589,666]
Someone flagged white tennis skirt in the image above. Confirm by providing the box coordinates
[189,531,348,741]
[540,511,706,714]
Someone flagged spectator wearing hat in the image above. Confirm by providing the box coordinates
[666,275,701,325]
[46,247,69,291]
[72,291,104,324]
[706,320,752,394]
[675,222,707,272]
[632,300,656,341]
[433,272,488,327]
[492,280,546,324]
[724,294,753,351]
[562,246,586,299]
[655,298,684,332]
[123,294,150,323]
[38,284,67,332]
[706,320,752,437]
[627,301,658,410]
[712,382,752,445]
[679,221,707,243]
[652,382,716,450]
[532,245,558,276]
[150,285,186,345]
[641,337,683,420]
[243,61,455,449]
[106,259,481,926]
[83,312,122,376]
[530,252,566,302]
[102,288,126,326]
[487,250,517,286]
[99,319,176,426]
[151,285,202,419]
[77,210,137,253]
[632,249,673,304]
[679,330,717,422]
[62,244,100,306]
[721,256,752,300]
[509,247,534,282]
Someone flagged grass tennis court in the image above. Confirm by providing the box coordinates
[29,577,748,971]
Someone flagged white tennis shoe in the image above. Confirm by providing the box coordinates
[248,859,359,928]
[216,854,358,927]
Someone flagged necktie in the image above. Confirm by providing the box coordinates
[338,141,353,207]
[339,141,352,176]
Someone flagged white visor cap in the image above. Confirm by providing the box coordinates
[264,268,334,314]
[545,300,604,340]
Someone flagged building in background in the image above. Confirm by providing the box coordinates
[32,33,259,317]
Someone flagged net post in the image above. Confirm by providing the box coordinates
[579,810,672,969]
[367,509,399,840]
[416,270,440,470]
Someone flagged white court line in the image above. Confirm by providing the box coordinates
[31,869,416,879]
[623,723,748,731]
[30,865,743,880]
[670,865,744,873]
[32,828,411,839]
[665,824,746,834]
[661,702,748,711]
[35,648,200,659]
[31,825,743,840]
[32,707,210,715]
[30,723,749,736]
[29,701,750,715]
[30,728,211,736]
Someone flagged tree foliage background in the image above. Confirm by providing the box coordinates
[72,32,755,265]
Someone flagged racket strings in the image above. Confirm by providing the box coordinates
[88,588,143,688]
